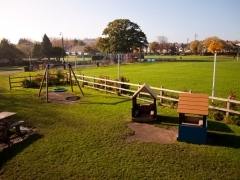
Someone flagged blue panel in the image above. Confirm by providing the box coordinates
[178,124,207,144]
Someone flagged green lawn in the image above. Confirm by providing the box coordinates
[79,57,240,100]
[1,57,240,179]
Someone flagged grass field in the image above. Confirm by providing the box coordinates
[77,56,240,100]
[0,56,240,179]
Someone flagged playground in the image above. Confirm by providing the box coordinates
[1,59,240,179]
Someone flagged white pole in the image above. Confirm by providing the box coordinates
[118,54,120,80]
[212,51,217,102]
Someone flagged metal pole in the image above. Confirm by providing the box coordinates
[60,32,64,61]
[212,51,217,102]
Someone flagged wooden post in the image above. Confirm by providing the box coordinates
[105,77,107,92]
[9,76,11,90]
[137,83,140,98]
[159,86,164,104]
[93,76,95,88]
[46,64,49,103]
[226,96,230,117]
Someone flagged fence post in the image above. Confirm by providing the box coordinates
[137,83,140,98]
[105,77,107,92]
[226,96,230,117]
[93,76,95,88]
[82,74,84,87]
[9,76,11,90]
[159,86,164,104]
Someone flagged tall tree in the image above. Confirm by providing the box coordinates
[0,38,25,64]
[97,19,148,53]
[202,36,223,53]
[41,34,53,61]
[32,43,42,60]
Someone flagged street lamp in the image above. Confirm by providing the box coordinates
[60,32,64,61]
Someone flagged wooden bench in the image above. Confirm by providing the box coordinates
[0,121,24,141]
[177,93,209,144]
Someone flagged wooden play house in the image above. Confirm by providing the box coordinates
[131,83,157,122]
[177,93,209,144]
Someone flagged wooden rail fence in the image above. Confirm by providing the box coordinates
[9,74,240,117]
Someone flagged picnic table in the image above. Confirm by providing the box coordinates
[0,112,24,142]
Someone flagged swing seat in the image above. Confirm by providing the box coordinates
[53,87,68,92]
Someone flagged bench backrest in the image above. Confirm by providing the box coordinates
[177,93,209,116]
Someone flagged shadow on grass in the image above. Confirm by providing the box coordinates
[0,133,43,168]
[81,97,131,105]
[207,132,240,148]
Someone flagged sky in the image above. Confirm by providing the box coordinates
[1,0,240,44]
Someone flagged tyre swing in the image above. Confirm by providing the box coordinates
[38,63,84,103]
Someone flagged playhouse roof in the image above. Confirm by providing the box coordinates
[132,83,158,99]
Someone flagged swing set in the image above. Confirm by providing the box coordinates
[38,63,84,103]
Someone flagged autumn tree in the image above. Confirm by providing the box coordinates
[0,38,25,64]
[208,42,223,53]
[97,19,148,53]
[190,40,200,55]
[41,34,53,61]
[203,36,223,53]
[149,41,159,53]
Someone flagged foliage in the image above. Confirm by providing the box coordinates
[208,41,223,53]
[203,36,224,53]
[190,40,200,55]
[149,41,159,53]
[52,46,66,61]
[97,19,148,53]
[84,45,97,55]
[41,34,53,61]
[0,38,25,64]
[20,70,65,88]
[31,43,43,60]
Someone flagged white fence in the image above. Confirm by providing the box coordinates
[72,74,240,117]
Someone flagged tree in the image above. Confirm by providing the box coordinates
[41,34,53,61]
[190,40,200,55]
[52,46,66,61]
[157,36,168,53]
[208,42,223,53]
[17,38,34,57]
[169,43,177,55]
[97,19,148,53]
[202,36,223,53]
[149,41,159,53]
[32,43,42,60]
[77,40,86,46]
[0,38,25,64]
[84,46,96,55]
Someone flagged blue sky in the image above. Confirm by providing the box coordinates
[1,0,239,44]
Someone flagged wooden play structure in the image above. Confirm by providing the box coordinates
[38,63,84,103]
[177,93,209,144]
[131,83,157,122]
